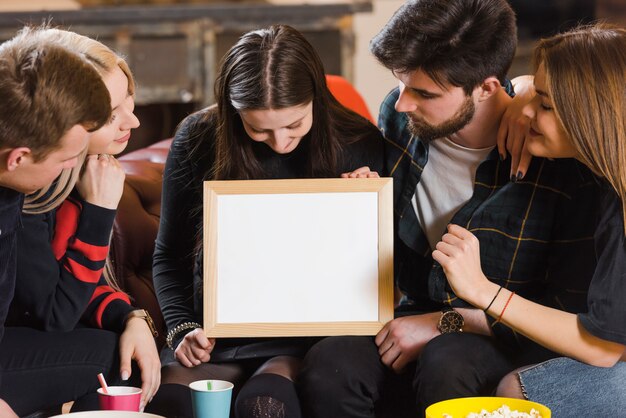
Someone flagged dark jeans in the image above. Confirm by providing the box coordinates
[0,327,125,416]
[298,333,519,418]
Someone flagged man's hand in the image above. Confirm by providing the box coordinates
[119,317,161,411]
[175,328,216,368]
[374,312,441,373]
[0,398,17,418]
[340,166,380,178]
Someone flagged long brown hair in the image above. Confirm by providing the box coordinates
[199,24,374,180]
[534,24,626,233]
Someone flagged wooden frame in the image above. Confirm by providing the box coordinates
[203,178,393,337]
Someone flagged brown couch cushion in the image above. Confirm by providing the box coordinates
[112,139,172,347]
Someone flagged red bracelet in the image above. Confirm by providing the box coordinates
[496,291,515,323]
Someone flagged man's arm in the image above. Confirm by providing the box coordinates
[457,307,491,336]
[374,307,492,373]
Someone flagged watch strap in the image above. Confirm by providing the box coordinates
[126,309,158,337]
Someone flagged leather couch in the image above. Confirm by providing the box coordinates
[111,138,171,348]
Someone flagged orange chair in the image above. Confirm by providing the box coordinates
[325,74,375,123]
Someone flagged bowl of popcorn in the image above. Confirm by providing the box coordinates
[425,396,551,418]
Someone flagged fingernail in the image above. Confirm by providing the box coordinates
[516,171,524,181]
[121,371,129,381]
[510,174,517,183]
[140,404,145,413]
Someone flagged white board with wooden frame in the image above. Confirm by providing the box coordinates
[203,178,393,337]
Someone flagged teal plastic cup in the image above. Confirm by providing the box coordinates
[189,379,234,418]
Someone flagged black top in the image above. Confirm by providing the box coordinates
[0,185,23,388]
[153,108,385,355]
[554,181,626,346]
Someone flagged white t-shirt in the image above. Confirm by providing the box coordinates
[412,136,494,250]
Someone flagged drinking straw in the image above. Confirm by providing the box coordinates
[97,373,109,394]
[207,381,212,391]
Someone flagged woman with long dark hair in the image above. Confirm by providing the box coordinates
[154,25,384,418]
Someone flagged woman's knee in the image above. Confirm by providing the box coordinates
[235,374,301,418]
[496,371,524,399]
[254,356,301,381]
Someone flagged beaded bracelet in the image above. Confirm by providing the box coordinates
[483,285,503,312]
[166,322,202,350]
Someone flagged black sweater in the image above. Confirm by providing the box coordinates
[153,108,385,350]
[0,186,23,389]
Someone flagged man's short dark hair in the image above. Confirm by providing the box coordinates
[370,0,517,94]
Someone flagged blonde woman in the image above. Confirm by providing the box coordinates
[433,24,626,416]
[3,27,159,415]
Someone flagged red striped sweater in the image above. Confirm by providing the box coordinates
[9,193,133,332]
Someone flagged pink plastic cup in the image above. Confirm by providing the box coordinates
[97,386,142,411]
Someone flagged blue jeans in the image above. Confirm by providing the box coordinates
[518,357,626,417]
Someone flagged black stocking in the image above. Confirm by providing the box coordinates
[235,373,302,418]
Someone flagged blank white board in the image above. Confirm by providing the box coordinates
[203,178,393,337]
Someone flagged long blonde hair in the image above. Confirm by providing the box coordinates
[534,23,626,233]
[23,26,135,213]
[22,27,136,292]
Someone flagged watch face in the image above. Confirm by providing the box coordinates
[438,310,464,333]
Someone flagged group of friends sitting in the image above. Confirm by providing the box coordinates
[0,0,624,417]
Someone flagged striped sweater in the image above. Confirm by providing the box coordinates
[9,192,133,333]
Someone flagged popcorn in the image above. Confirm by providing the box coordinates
[442,405,543,418]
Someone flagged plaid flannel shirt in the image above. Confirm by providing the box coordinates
[379,85,602,349]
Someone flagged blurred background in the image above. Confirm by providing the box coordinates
[0,0,623,151]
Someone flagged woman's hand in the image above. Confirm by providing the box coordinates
[175,328,216,368]
[431,224,493,307]
[497,75,535,181]
[119,317,161,411]
[340,166,380,178]
[76,154,125,209]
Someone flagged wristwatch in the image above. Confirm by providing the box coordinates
[437,306,464,334]
[125,309,159,337]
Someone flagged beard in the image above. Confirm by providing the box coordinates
[406,95,476,142]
